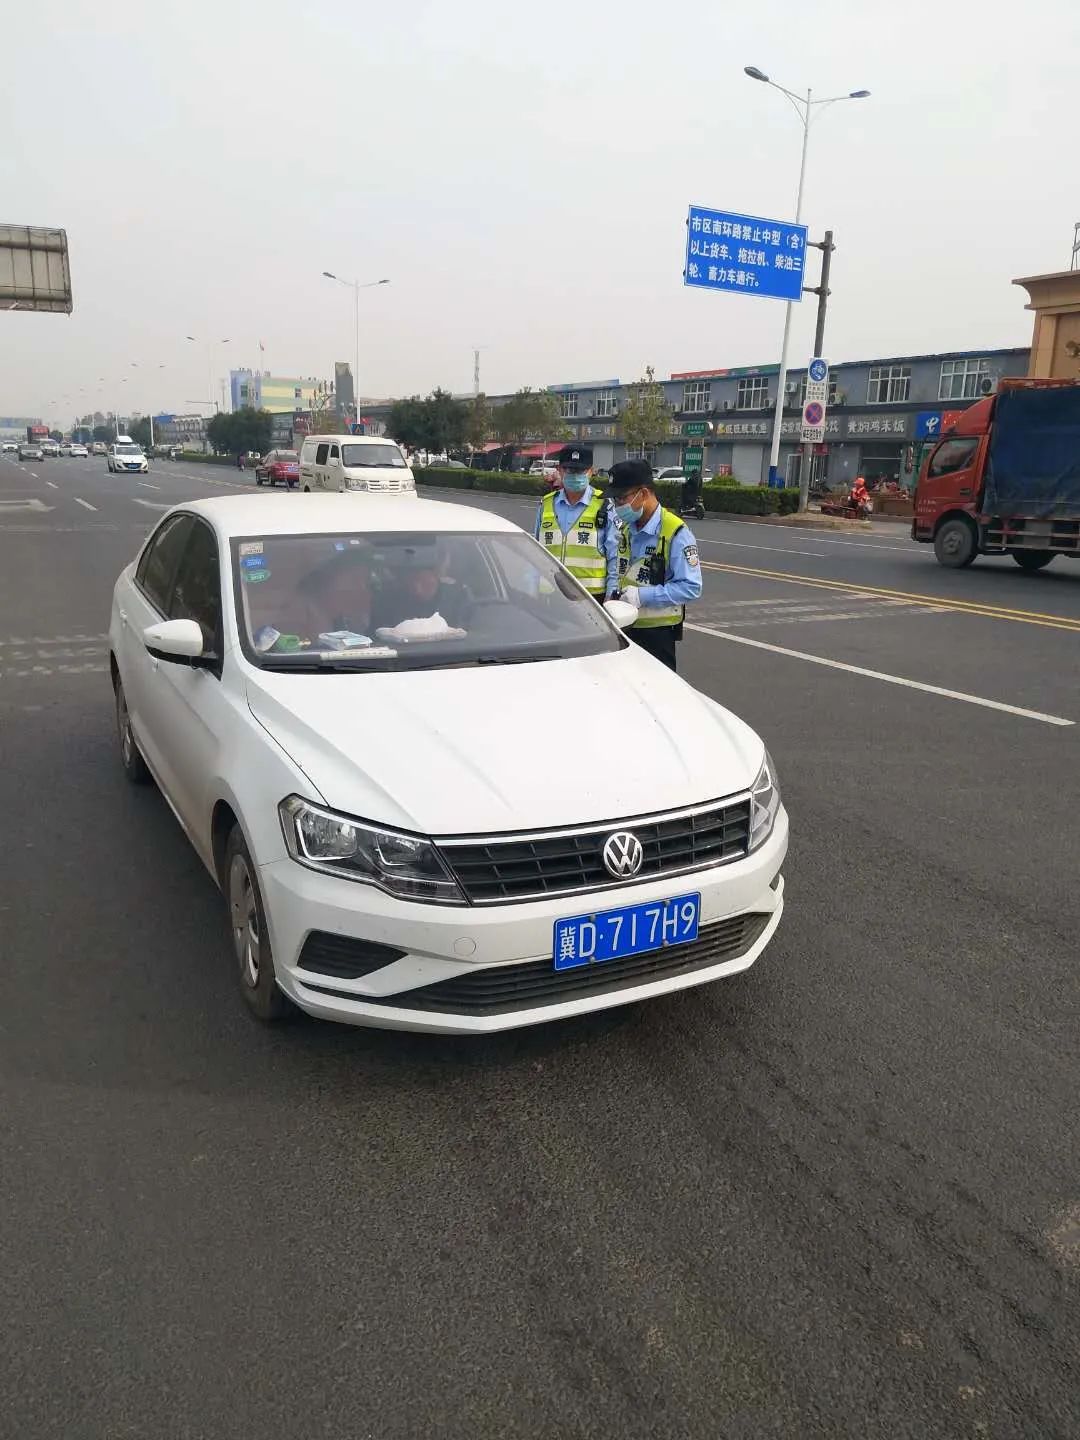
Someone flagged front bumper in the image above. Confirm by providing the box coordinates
[259,806,788,1034]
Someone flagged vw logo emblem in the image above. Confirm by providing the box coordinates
[602,830,644,879]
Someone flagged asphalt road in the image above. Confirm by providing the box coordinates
[3,452,1079,1439]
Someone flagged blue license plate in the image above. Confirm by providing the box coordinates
[553,892,700,971]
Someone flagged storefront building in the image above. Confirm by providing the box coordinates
[362,346,1030,486]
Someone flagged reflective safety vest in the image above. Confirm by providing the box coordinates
[538,489,608,595]
[617,506,686,628]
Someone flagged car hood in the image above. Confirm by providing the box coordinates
[245,648,764,835]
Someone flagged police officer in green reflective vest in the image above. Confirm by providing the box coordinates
[607,459,702,672]
[533,444,619,599]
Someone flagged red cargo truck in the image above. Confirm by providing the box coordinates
[913,378,1080,570]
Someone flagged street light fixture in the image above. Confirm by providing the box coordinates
[321,273,390,421]
[744,65,870,505]
[186,335,231,411]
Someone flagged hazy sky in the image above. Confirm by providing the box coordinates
[2,0,1075,424]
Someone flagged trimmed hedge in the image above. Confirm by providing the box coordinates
[414,466,800,516]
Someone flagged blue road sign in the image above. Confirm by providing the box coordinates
[808,358,828,384]
[915,412,943,439]
[684,205,809,303]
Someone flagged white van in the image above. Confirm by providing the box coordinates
[298,434,416,495]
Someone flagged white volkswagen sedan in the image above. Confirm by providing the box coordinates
[109,495,787,1034]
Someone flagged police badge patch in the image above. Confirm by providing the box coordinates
[684,544,700,567]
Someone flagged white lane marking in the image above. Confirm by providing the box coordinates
[0,634,109,645]
[709,516,909,547]
[699,538,835,558]
[73,497,97,511]
[137,481,160,490]
[0,661,105,680]
[686,623,1074,727]
[698,605,945,629]
[0,497,52,513]
[45,479,58,489]
[132,497,173,511]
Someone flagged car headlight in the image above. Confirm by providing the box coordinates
[278,796,463,903]
[748,749,781,852]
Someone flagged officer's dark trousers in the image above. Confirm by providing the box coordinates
[628,626,678,672]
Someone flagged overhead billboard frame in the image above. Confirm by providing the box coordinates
[0,225,72,314]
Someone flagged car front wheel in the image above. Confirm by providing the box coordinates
[225,825,290,1022]
[933,517,977,568]
[115,678,150,784]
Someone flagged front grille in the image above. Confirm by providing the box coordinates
[298,931,407,980]
[439,796,751,904]
[304,913,770,1016]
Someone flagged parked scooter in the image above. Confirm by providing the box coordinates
[679,470,705,521]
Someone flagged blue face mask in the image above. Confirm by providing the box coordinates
[615,501,643,525]
[561,474,587,499]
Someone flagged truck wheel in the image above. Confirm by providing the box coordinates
[1012,550,1054,572]
[933,518,977,568]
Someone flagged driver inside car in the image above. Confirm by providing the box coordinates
[373,544,471,630]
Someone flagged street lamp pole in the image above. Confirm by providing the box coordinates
[744,67,869,502]
[321,273,389,423]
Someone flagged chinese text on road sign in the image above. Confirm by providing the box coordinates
[684,206,808,303]
[801,357,829,443]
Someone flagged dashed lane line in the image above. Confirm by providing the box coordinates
[701,560,1080,634]
[73,497,97,512]
[686,624,1074,728]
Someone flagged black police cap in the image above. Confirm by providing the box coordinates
[607,459,655,491]
[556,444,592,469]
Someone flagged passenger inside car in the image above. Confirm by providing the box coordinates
[290,551,374,638]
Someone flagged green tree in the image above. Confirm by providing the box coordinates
[465,393,492,451]
[92,424,114,444]
[386,396,428,451]
[207,407,272,456]
[206,410,233,454]
[422,388,468,455]
[620,366,672,455]
[128,417,153,450]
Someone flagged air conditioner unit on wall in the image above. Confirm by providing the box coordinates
[785,381,798,395]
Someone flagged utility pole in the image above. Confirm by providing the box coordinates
[472,346,486,398]
[1071,221,1080,272]
[798,229,834,512]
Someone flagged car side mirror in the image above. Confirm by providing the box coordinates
[143,618,207,664]
[603,599,638,630]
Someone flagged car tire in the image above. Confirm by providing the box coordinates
[933,517,977,568]
[115,678,151,785]
[1012,550,1054,572]
[224,825,290,1023]
[302,485,310,492]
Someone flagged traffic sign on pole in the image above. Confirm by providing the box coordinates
[684,205,809,303]
[683,445,704,469]
[800,357,829,443]
[683,421,707,437]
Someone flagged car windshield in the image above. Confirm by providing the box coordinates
[340,443,406,469]
[116,444,141,455]
[231,529,621,672]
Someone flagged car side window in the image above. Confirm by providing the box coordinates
[136,515,195,614]
[169,519,222,659]
[315,443,329,465]
[928,438,978,479]
[330,445,339,461]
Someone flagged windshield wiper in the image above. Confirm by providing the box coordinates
[258,659,389,673]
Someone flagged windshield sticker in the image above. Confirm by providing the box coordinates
[242,567,271,584]
[239,541,263,557]
[240,554,267,570]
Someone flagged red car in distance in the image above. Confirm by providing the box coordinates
[254,449,300,488]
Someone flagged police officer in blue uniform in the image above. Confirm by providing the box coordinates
[607,459,702,672]
[533,444,619,600]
